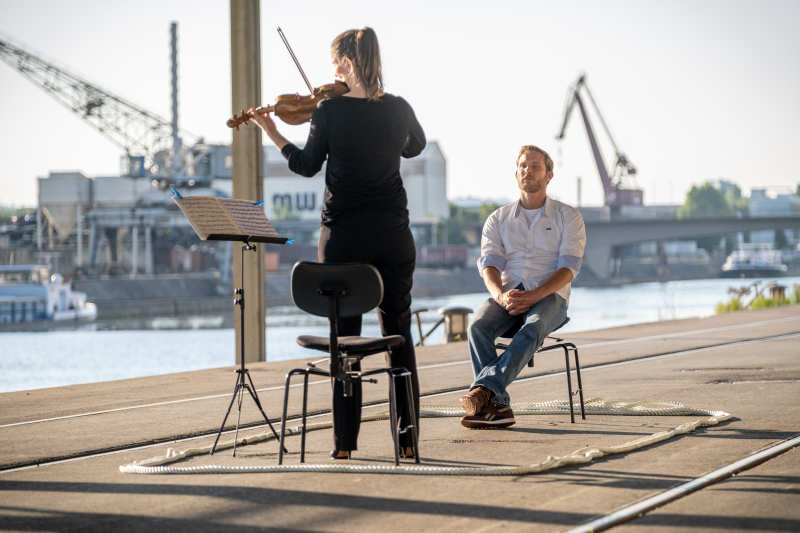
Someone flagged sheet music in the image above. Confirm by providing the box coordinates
[174,195,286,243]
[176,196,239,240]
[220,199,280,238]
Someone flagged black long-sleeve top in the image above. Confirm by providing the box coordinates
[281,93,426,226]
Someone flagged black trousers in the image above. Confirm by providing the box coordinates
[318,213,420,450]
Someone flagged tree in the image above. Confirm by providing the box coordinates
[723,183,749,216]
[479,201,501,222]
[678,182,734,253]
[678,183,734,219]
[0,206,34,223]
[440,201,502,246]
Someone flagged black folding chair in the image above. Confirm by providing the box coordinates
[278,261,420,465]
[495,317,586,423]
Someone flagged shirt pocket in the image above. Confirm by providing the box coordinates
[531,221,560,253]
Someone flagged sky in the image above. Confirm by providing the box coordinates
[1,0,798,208]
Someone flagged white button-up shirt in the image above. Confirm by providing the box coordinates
[477,197,586,304]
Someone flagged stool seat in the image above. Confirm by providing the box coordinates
[297,334,406,356]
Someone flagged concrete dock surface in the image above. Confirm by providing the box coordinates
[1,305,798,531]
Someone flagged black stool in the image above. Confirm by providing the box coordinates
[495,317,586,423]
[278,261,420,465]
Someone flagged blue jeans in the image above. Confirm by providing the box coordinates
[468,291,567,406]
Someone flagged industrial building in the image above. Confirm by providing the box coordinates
[202,142,448,225]
[749,188,800,246]
[35,141,449,277]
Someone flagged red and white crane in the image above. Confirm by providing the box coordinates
[556,74,643,209]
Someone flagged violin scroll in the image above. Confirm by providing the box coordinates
[227,107,269,130]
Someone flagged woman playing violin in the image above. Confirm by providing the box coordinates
[251,27,426,460]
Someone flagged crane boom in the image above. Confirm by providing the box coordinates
[556,74,642,208]
[0,35,201,178]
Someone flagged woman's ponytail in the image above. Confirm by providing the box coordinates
[331,27,383,100]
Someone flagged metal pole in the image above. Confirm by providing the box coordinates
[36,206,42,250]
[144,225,153,274]
[131,224,139,278]
[76,204,83,267]
[170,22,182,174]
[230,0,265,363]
[88,220,97,268]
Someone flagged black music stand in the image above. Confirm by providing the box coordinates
[174,194,290,456]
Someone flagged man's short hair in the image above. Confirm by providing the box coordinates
[517,145,553,173]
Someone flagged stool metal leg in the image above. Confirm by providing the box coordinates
[569,343,586,420]
[300,371,310,463]
[562,345,576,424]
[386,369,401,466]
[401,370,421,464]
[518,338,586,424]
[278,369,300,465]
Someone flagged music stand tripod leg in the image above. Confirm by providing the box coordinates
[210,371,244,455]
[244,369,286,451]
[232,372,247,456]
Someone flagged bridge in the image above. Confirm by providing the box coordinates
[583,216,800,280]
[79,210,798,283]
[273,215,800,281]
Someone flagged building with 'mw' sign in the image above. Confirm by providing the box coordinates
[205,143,449,225]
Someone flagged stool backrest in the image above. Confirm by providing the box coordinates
[291,261,384,318]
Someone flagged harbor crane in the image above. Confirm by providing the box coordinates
[556,74,643,209]
[0,25,206,186]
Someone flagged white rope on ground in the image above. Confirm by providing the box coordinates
[119,398,732,476]
[421,398,728,418]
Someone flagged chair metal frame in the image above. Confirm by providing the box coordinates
[495,318,586,423]
[278,262,420,466]
[278,360,417,465]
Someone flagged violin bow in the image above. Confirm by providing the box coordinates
[277,27,314,94]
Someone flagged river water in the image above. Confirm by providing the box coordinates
[1,276,797,393]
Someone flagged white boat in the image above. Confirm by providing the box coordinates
[0,265,97,324]
[720,244,788,278]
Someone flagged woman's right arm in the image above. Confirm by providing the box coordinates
[250,107,289,151]
[281,105,329,177]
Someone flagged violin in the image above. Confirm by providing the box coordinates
[227,27,349,130]
[227,80,349,129]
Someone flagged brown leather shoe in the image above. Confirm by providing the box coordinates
[460,386,492,416]
[460,403,515,429]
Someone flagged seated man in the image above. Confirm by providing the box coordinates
[460,145,586,429]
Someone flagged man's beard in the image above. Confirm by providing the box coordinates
[520,179,543,194]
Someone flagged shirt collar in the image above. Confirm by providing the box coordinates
[513,196,551,218]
